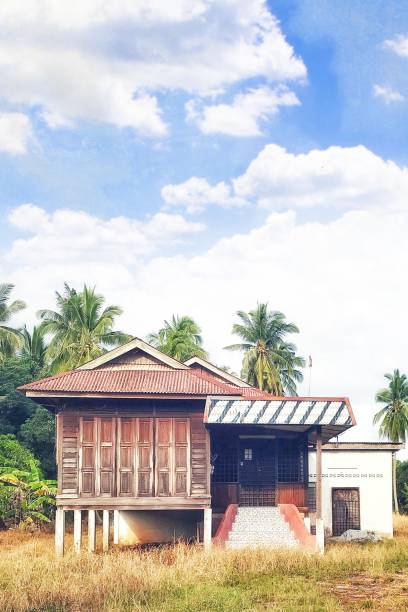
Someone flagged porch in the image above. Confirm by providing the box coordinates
[210,427,314,513]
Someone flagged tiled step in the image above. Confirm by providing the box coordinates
[225,506,300,550]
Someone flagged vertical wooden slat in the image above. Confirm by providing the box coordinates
[137,418,153,496]
[174,418,190,496]
[156,418,172,496]
[98,418,115,497]
[190,416,209,497]
[80,417,96,496]
[61,411,79,495]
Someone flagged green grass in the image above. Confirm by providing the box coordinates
[0,516,407,611]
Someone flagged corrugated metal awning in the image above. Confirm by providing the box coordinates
[204,396,355,442]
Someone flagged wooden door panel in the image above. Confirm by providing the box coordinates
[118,418,134,496]
[80,418,96,497]
[97,417,115,497]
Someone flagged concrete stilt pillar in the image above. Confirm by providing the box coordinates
[316,518,325,554]
[88,510,96,553]
[203,508,212,550]
[55,508,65,557]
[73,509,82,554]
[113,510,119,545]
[103,510,110,552]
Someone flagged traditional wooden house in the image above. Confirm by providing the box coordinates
[19,338,397,555]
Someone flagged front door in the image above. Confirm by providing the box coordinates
[332,488,360,536]
[239,438,276,506]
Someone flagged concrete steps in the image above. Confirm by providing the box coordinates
[225,506,299,550]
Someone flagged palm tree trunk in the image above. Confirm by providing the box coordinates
[392,452,399,514]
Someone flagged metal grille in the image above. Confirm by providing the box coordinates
[239,485,276,506]
[278,440,304,482]
[211,445,238,483]
[332,488,360,536]
[307,483,316,512]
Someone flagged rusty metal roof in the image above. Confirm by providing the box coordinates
[18,368,244,397]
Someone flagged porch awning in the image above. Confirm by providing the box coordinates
[204,396,355,442]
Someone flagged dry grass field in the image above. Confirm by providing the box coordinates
[0,516,408,611]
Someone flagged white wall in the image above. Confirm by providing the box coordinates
[309,450,393,537]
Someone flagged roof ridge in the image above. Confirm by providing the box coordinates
[189,368,243,394]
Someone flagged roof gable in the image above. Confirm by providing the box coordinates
[78,337,189,371]
[184,356,251,388]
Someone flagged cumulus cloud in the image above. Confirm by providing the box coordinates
[384,34,408,57]
[0,112,32,155]
[0,1,305,137]
[4,187,408,445]
[186,86,300,136]
[373,84,405,104]
[232,144,408,210]
[161,177,247,214]
[7,204,204,266]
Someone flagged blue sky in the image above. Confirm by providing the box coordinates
[0,1,408,444]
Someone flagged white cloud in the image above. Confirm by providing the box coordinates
[7,204,204,266]
[0,112,32,155]
[4,179,408,448]
[232,144,408,210]
[161,177,247,214]
[384,34,408,57]
[373,84,405,104]
[0,1,305,137]
[187,86,300,136]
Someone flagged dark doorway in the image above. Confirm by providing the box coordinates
[332,488,360,536]
[239,438,276,506]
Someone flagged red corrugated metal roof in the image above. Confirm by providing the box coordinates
[18,368,244,396]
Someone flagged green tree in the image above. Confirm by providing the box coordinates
[38,283,131,372]
[20,407,55,478]
[0,283,26,360]
[0,461,56,528]
[374,370,408,513]
[0,434,37,472]
[0,357,38,435]
[396,460,408,513]
[225,303,304,395]
[20,325,48,377]
[147,315,208,362]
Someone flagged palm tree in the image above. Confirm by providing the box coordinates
[20,325,48,377]
[147,315,208,362]
[225,303,304,395]
[38,284,131,373]
[374,369,408,513]
[0,283,26,360]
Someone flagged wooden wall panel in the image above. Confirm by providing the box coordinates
[79,417,96,496]
[137,418,153,496]
[118,418,134,496]
[60,412,79,496]
[190,415,209,497]
[277,483,306,507]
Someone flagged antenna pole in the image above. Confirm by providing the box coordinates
[308,355,312,395]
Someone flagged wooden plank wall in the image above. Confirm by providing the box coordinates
[190,415,210,497]
[59,410,208,499]
[59,411,79,496]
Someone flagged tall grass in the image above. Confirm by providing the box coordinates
[0,516,408,611]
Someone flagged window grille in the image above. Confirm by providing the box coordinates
[211,444,238,483]
[244,448,252,460]
[278,440,304,482]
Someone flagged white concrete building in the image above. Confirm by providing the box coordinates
[309,442,402,537]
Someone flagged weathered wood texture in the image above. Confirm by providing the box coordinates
[59,412,79,495]
[59,410,208,501]
[190,416,210,497]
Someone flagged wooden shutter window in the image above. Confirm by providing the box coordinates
[137,418,153,496]
[80,418,96,496]
[118,418,134,496]
[156,418,172,496]
[98,418,115,496]
[174,419,189,496]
